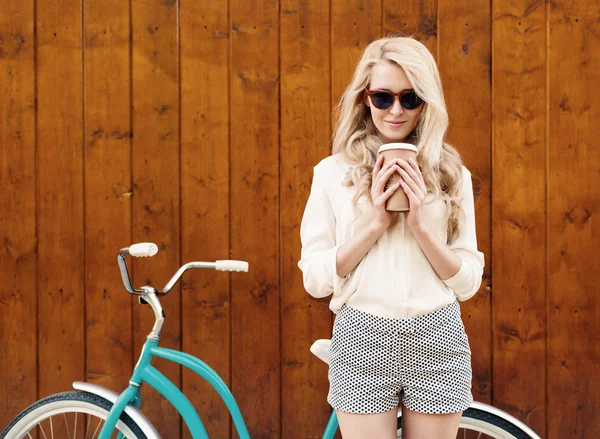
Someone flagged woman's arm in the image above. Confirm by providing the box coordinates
[299,156,403,294]
[336,155,405,277]
[410,226,463,280]
[298,166,342,298]
[335,221,386,278]
[397,159,485,300]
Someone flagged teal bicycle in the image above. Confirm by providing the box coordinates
[1,243,541,439]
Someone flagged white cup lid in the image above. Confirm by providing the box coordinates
[378,143,418,153]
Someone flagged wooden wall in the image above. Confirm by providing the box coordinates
[1,0,598,438]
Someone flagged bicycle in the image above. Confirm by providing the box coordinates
[1,242,542,439]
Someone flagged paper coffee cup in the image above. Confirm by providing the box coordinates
[377,143,418,212]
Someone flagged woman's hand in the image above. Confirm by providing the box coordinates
[397,157,428,233]
[370,155,402,231]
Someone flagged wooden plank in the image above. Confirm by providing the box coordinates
[0,0,37,426]
[36,0,85,406]
[491,0,547,433]
[438,0,492,405]
[230,0,280,436]
[384,0,437,54]
[180,1,231,438]
[547,1,600,437]
[84,0,133,392]
[131,0,181,437]
[491,0,549,423]
[331,0,382,105]
[280,0,331,437]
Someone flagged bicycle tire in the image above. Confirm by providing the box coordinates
[396,407,535,439]
[0,391,148,439]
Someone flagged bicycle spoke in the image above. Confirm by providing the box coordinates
[50,416,54,439]
[64,413,72,439]
[73,412,78,439]
[458,429,489,439]
[39,422,49,439]
[91,417,103,439]
[26,433,33,439]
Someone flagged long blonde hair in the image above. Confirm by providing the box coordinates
[332,36,464,242]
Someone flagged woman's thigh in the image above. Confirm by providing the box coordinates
[400,404,462,439]
[336,408,398,439]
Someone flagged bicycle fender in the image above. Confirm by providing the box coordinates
[72,381,161,439]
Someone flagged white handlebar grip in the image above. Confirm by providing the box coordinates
[129,242,159,257]
[215,260,249,272]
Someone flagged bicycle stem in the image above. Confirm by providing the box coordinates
[141,287,164,342]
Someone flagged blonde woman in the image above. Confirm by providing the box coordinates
[298,36,485,438]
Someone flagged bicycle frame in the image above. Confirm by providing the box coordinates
[96,248,339,438]
[97,338,340,439]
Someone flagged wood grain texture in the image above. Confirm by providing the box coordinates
[2,1,599,436]
[0,0,37,426]
[36,0,85,402]
[492,0,547,434]
[230,0,280,437]
[180,0,231,437]
[547,0,600,437]
[280,0,332,437]
[384,0,437,53]
[331,0,382,106]
[439,0,492,405]
[84,0,133,391]
[131,0,181,437]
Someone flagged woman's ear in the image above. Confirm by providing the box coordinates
[363,91,370,107]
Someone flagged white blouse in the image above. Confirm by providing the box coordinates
[298,154,485,318]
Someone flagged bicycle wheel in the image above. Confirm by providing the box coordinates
[0,391,148,439]
[396,407,535,439]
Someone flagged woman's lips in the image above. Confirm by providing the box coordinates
[385,121,406,128]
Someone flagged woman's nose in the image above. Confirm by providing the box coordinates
[389,97,404,116]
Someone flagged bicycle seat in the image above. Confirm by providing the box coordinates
[310,339,331,365]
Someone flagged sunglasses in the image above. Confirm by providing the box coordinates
[365,89,424,111]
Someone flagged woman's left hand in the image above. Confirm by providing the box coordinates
[397,158,428,233]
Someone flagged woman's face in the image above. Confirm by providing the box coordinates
[365,62,424,144]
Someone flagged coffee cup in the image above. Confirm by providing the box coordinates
[377,143,418,212]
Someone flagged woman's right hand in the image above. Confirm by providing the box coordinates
[370,154,402,231]
[333,155,402,279]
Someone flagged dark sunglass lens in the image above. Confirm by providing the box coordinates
[371,92,394,109]
[401,92,422,110]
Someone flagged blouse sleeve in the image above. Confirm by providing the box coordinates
[441,167,486,301]
[297,165,348,298]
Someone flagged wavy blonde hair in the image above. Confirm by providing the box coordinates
[332,36,464,242]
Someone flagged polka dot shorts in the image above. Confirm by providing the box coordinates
[327,299,473,415]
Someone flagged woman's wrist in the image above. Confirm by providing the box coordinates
[336,219,386,278]
[410,224,462,280]
[368,218,389,237]
[409,222,430,239]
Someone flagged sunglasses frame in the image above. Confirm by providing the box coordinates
[364,89,424,111]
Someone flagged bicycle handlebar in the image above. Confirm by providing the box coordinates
[129,242,159,257]
[118,242,249,295]
[216,260,248,272]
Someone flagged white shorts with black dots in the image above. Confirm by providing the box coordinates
[327,299,473,415]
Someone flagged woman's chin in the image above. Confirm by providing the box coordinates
[381,131,409,143]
